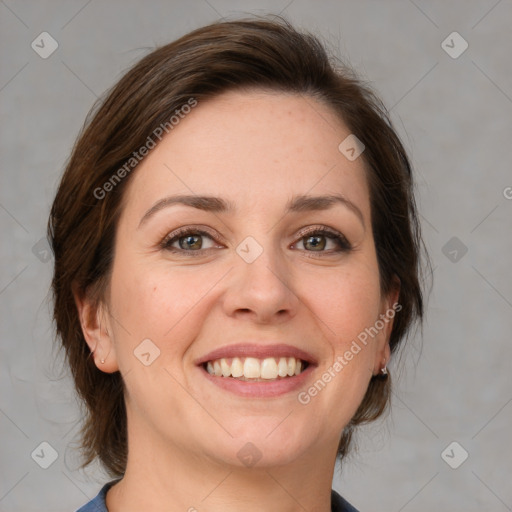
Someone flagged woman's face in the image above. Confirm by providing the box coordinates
[93,90,397,469]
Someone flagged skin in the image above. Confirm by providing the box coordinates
[75,90,399,512]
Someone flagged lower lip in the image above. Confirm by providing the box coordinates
[199,364,315,398]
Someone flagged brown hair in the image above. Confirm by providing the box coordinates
[48,16,428,478]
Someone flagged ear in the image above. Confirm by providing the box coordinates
[72,283,119,373]
[372,277,401,376]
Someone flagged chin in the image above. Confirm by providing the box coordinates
[206,419,317,469]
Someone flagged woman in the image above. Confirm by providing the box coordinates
[48,16,427,512]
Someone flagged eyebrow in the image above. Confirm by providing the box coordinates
[138,193,364,228]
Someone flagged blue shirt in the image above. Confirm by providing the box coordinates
[76,481,359,511]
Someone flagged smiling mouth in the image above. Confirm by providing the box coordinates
[203,356,308,381]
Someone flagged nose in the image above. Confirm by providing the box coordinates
[222,243,299,325]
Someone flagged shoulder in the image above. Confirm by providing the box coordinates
[331,489,360,512]
[75,480,119,512]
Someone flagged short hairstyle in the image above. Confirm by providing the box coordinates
[48,16,428,478]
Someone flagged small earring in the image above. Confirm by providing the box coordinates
[100,358,105,364]
[381,366,388,376]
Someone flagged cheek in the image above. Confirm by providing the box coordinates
[300,260,383,412]
[299,266,382,420]
[309,264,382,346]
[108,261,219,365]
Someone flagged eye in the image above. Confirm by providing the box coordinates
[161,227,221,253]
[294,227,352,253]
[160,225,352,256]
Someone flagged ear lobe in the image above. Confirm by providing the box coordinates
[72,283,118,373]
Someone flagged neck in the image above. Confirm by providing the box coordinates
[106,425,338,512]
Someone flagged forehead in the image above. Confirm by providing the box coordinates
[122,89,370,221]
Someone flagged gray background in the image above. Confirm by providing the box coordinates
[1,1,511,511]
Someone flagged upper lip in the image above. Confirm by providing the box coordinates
[195,343,318,366]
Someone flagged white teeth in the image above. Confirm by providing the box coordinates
[243,357,260,378]
[277,357,288,377]
[287,357,296,376]
[205,356,306,380]
[220,358,231,377]
[260,358,278,379]
[231,357,243,377]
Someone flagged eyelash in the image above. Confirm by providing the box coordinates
[160,225,352,256]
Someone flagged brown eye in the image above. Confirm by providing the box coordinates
[178,234,203,250]
[296,228,352,253]
[303,234,326,251]
[161,228,219,253]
